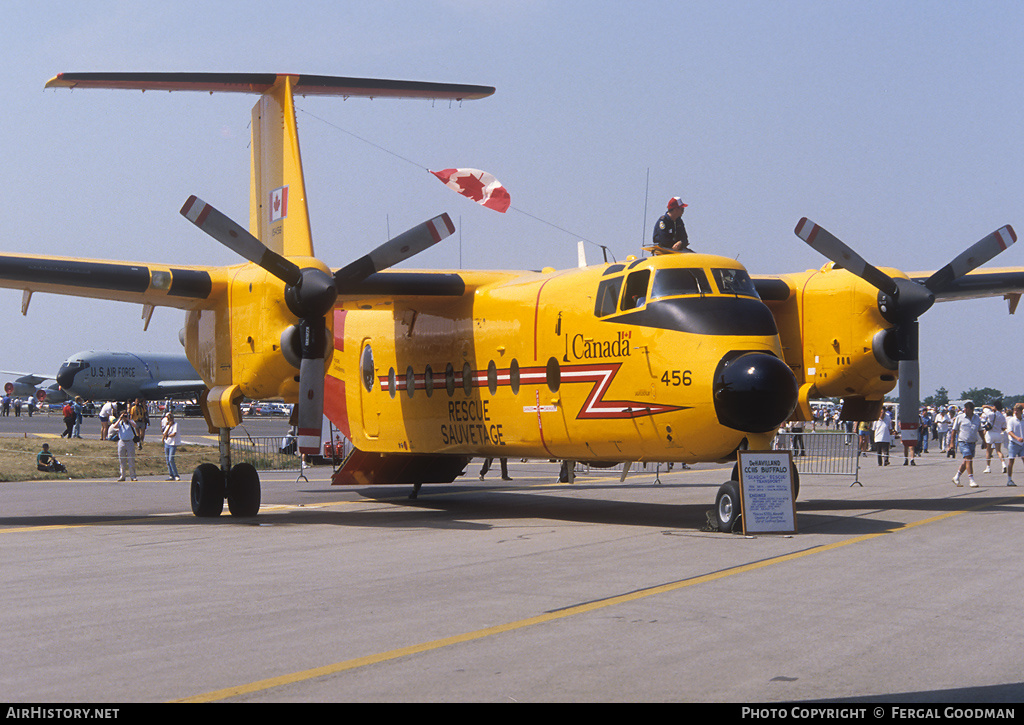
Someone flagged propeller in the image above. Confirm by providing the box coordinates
[181,195,455,453]
[795,218,1016,432]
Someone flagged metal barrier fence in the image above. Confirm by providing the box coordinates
[229,435,350,472]
[775,430,861,485]
[230,436,301,471]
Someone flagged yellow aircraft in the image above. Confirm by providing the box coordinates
[3,72,1020,533]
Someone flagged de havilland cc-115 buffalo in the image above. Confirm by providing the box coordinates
[1,71,1021,532]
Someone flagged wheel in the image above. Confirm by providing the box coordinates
[715,481,742,533]
[792,466,800,501]
[191,463,224,517]
[227,462,261,517]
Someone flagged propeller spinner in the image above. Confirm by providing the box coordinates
[795,218,1016,432]
[181,195,455,453]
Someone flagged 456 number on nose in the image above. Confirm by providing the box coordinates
[661,370,692,386]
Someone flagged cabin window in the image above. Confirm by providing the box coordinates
[602,264,625,276]
[509,359,521,395]
[487,360,498,395]
[620,269,651,310]
[388,367,397,399]
[594,277,623,317]
[712,268,760,298]
[445,363,456,397]
[546,357,561,392]
[360,345,375,392]
[462,362,474,396]
[406,366,416,398]
[424,365,434,397]
[649,268,712,300]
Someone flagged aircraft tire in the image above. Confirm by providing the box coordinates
[227,463,261,517]
[191,463,225,517]
[715,481,741,533]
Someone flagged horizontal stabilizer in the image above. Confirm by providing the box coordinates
[46,72,495,100]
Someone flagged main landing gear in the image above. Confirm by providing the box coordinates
[190,428,261,518]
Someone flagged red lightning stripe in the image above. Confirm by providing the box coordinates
[378,362,685,420]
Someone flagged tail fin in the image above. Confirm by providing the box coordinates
[249,75,313,257]
[45,72,495,259]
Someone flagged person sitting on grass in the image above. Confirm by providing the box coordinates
[36,443,67,474]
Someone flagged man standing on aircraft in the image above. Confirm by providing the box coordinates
[950,401,984,487]
[653,197,692,252]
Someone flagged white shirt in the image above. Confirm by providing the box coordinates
[953,412,984,444]
[1007,415,1024,443]
[162,421,180,447]
[872,419,892,444]
[985,410,1007,444]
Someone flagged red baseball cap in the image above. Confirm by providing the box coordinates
[667,197,688,210]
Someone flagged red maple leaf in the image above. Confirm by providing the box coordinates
[454,172,487,201]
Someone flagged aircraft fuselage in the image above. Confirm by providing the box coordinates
[326,252,798,465]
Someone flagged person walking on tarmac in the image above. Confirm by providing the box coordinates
[950,401,984,488]
[653,197,692,252]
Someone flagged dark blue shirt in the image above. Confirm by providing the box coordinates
[653,213,689,250]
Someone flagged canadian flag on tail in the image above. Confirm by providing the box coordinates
[429,168,510,213]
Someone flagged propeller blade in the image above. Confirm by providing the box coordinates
[335,213,456,286]
[180,195,302,286]
[795,218,901,298]
[296,319,327,455]
[923,225,1017,293]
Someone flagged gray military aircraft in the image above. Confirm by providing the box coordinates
[54,350,204,401]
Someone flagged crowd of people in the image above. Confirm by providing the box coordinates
[25,398,185,482]
[791,399,1024,487]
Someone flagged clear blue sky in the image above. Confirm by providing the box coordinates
[2,1,1023,398]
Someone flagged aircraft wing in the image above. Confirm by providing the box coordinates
[138,380,208,398]
[907,266,1024,302]
[0,253,227,311]
[754,267,1024,306]
[0,371,53,387]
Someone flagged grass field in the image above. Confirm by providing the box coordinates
[0,437,220,482]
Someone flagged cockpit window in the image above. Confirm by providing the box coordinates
[620,269,650,310]
[712,268,760,298]
[594,277,623,317]
[649,268,712,300]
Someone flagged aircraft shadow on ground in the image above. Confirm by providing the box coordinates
[2,484,1019,534]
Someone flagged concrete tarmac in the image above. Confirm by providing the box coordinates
[0,440,1022,703]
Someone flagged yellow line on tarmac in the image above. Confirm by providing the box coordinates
[178,491,1022,703]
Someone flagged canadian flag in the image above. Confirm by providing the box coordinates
[429,168,510,213]
[270,186,288,222]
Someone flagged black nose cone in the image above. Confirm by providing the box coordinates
[713,352,798,433]
[56,361,87,391]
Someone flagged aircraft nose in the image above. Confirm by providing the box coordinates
[56,361,87,390]
[713,352,798,433]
